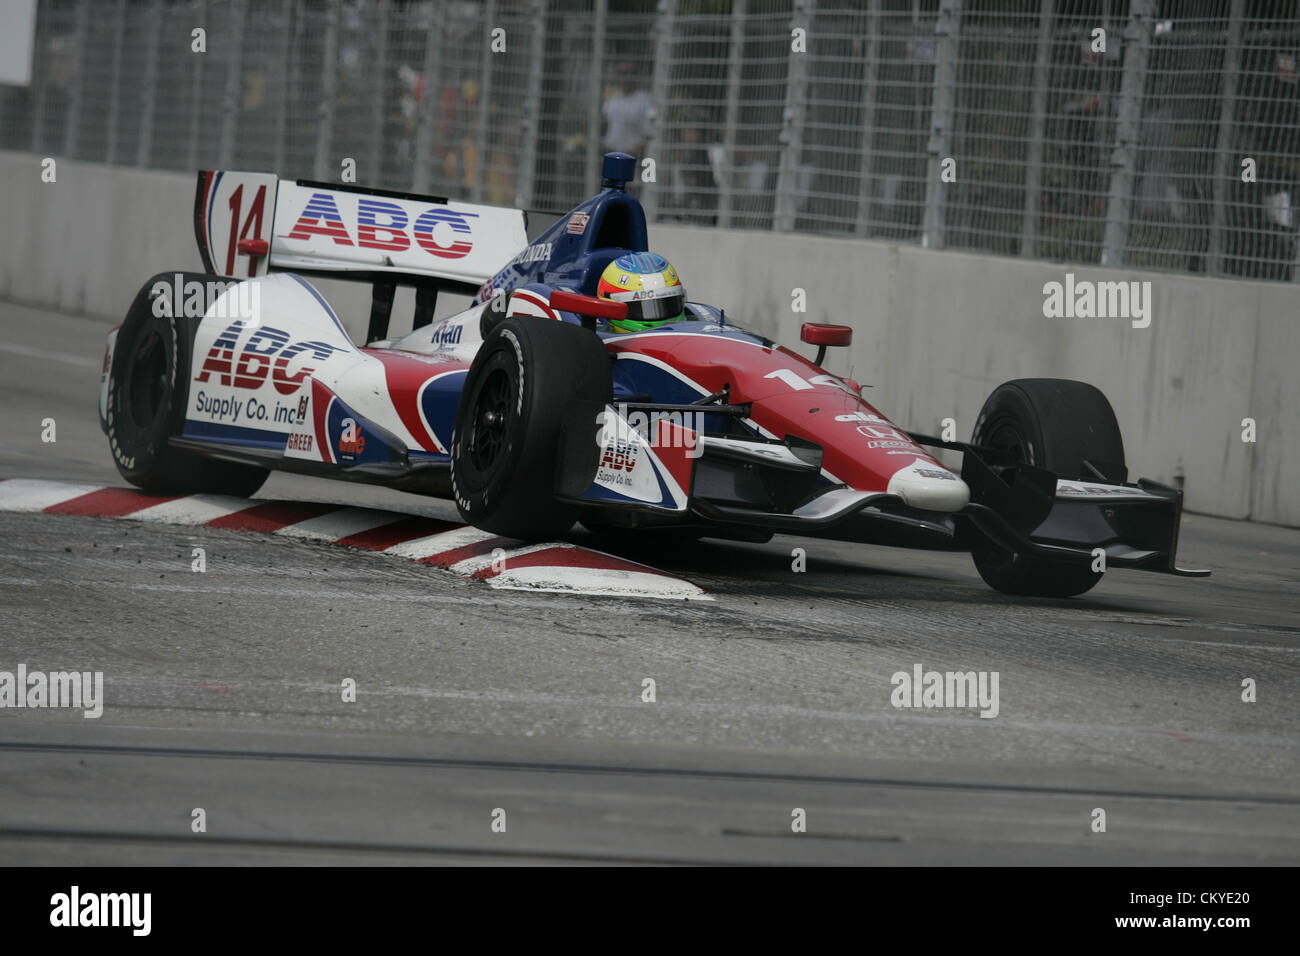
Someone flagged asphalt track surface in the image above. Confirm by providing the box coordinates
[1,300,1298,865]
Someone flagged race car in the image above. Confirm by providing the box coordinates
[99,152,1208,597]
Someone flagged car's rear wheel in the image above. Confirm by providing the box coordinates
[451,317,611,539]
[969,378,1125,598]
[106,272,268,497]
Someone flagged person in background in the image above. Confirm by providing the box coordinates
[670,109,719,225]
[602,60,653,158]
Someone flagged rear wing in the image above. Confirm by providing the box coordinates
[194,171,528,340]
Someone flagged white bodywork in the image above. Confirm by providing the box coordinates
[195,170,527,286]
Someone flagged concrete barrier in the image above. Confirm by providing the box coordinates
[652,225,1298,527]
[3,151,1296,526]
[0,151,409,334]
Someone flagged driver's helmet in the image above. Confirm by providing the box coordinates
[596,253,685,333]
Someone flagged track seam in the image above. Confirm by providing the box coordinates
[4,741,1297,806]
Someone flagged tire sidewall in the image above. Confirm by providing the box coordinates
[969,379,1122,597]
[451,327,530,516]
[106,296,189,483]
[973,378,1124,480]
[972,385,1046,470]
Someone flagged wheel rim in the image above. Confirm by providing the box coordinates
[469,367,513,472]
[126,329,169,429]
[984,417,1034,467]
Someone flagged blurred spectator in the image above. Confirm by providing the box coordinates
[1225,149,1297,282]
[395,63,422,166]
[435,78,479,192]
[486,148,516,206]
[730,147,772,230]
[667,110,719,225]
[602,61,652,157]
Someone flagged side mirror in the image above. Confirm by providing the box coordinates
[549,290,627,329]
[800,322,852,366]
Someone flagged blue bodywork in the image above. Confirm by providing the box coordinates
[479,153,651,304]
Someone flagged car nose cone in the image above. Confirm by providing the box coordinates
[886,458,971,513]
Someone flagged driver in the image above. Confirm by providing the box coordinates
[596,252,686,333]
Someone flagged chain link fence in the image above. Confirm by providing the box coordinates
[2,0,1297,280]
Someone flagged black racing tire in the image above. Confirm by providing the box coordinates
[105,272,268,497]
[479,294,509,339]
[969,378,1125,598]
[451,317,611,540]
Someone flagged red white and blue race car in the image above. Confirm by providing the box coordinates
[99,152,1207,598]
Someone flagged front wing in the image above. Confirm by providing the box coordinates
[559,404,1209,579]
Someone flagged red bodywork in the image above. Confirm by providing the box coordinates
[604,332,951,494]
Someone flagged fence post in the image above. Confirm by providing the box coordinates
[584,0,608,198]
[187,0,208,170]
[1020,0,1054,258]
[641,0,676,223]
[472,0,498,202]
[515,0,548,210]
[367,0,389,184]
[717,0,747,229]
[135,0,162,167]
[29,0,48,154]
[921,0,961,250]
[217,0,247,169]
[774,0,814,233]
[63,0,89,158]
[1100,0,1154,268]
[853,0,881,236]
[1208,0,1243,276]
[312,0,340,180]
[105,0,127,164]
[1293,216,1300,284]
[411,4,443,192]
[274,0,296,175]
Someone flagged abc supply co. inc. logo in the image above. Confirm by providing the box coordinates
[281,193,477,260]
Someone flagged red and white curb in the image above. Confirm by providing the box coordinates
[0,479,710,600]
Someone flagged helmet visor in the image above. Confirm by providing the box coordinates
[609,288,685,322]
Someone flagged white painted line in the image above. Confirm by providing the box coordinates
[0,340,100,369]
[383,525,500,560]
[448,541,563,576]
[489,565,711,600]
[274,507,401,542]
[129,494,258,526]
[0,478,101,511]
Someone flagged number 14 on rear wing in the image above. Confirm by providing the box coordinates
[193,170,528,297]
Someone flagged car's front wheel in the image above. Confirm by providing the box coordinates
[451,317,611,540]
[969,378,1125,598]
